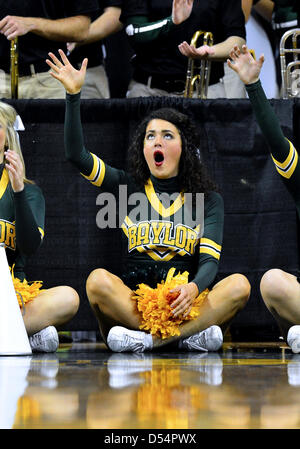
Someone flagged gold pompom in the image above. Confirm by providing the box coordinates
[133,267,209,339]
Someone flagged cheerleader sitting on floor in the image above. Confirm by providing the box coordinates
[46,49,251,353]
[228,44,300,353]
[0,101,79,352]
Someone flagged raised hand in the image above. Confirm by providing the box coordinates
[4,150,24,192]
[46,49,87,94]
[172,0,194,25]
[178,41,215,59]
[227,44,265,85]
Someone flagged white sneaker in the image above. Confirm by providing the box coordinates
[180,325,223,352]
[287,325,300,354]
[29,326,59,353]
[107,326,153,353]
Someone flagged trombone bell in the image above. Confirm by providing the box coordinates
[280,28,300,99]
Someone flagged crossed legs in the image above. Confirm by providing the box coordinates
[22,267,300,349]
[22,286,79,336]
[86,268,251,348]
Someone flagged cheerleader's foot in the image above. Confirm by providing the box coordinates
[29,326,59,353]
[287,325,300,354]
[179,325,223,352]
[107,326,153,353]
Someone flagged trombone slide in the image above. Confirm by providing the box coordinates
[10,38,19,99]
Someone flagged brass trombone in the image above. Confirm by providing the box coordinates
[10,37,19,99]
[280,28,300,98]
[184,31,213,99]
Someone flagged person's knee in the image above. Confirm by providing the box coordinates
[227,273,251,309]
[62,287,80,319]
[48,286,79,324]
[86,268,114,308]
[260,269,289,305]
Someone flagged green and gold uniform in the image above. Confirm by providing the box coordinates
[0,163,45,281]
[64,93,224,292]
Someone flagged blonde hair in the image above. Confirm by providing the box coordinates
[0,101,33,184]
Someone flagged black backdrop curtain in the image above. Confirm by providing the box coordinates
[6,97,300,341]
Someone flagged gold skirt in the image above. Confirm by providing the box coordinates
[133,267,209,339]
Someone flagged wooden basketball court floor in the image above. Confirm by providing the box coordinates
[2,340,300,433]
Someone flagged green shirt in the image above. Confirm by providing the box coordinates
[273,0,297,25]
[0,164,45,280]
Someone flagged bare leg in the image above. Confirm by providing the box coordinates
[86,269,142,343]
[152,273,251,348]
[86,269,250,347]
[22,286,80,336]
[260,269,300,339]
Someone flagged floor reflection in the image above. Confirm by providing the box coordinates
[1,343,300,429]
[0,356,31,429]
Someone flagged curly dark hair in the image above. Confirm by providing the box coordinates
[127,108,217,194]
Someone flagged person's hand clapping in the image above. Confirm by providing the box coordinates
[46,49,87,94]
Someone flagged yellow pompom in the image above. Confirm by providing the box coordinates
[10,265,43,308]
[133,267,209,339]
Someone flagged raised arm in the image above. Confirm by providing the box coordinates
[123,0,193,47]
[46,49,93,172]
[46,50,126,190]
[227,45,291,164]
[228,44,300,207]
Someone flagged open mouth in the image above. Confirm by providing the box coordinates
[154,150,164,166]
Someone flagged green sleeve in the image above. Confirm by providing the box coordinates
[245,80,290,162]
[246,80,300,206]
[192,192,224,293]
[64,92,94,176]
[64,92,128,191]
[124,15,175,47]
[14,184,45,256]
